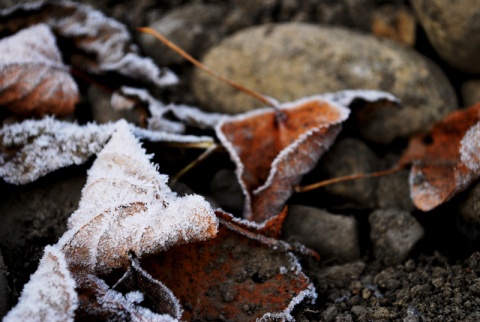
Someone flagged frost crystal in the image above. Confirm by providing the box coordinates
[460,122,480,173]
[60,121,218,274]
[3,246,78,322]
[0,117,113,184]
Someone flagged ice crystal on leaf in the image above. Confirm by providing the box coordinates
[0,117,112,185]
[0,24,79,116]
[59,121,218,274]
[0,1,177,87]
[0,118,214,185]
[3,246,78,322]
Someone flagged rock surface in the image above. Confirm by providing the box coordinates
[318,138,380,207]
[192,23,457,143]
[138,3,226,66]
[210,169,244,215]
[376,168,415,212]
[369,209,424,264]
[412,0,480,73]
[462,80,480,107]
[282,204,360,263]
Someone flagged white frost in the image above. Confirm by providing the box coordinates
[0,117,113,184]
[3,246,78,322]
[59,121,218,274]
[460,122,480,173]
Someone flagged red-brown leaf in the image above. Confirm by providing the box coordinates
[216,95,349,223]
[140,211,316,321]
[399,103,480,211]
[0,24,78,116]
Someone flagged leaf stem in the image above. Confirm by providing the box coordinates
[137,27,280,110]
[170,144,220,184]
[294,165,403,193]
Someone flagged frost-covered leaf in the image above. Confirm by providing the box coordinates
[216,90,398,223]
[141,210,316,321]
[399,103,480,211]
[3,246,78,322]
[59,121,218,275]
[0,118,214,185]
[113,87,224,131]
[0,1,177,87]
[0,117,112,185]
[0,24,79,116]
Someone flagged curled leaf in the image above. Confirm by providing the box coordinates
[0,1,177,87]
[400,103,480,211]
[3,246,78,322]
[59,121,218,275]
[0,24,79,116]
[113,86,224,131]
[216,90,398,223]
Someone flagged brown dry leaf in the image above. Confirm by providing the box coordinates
[0,1,177,87]
[217,90,397,223]
[0,24,79,116]
[59,121,218,275]
[6,121,218,321]
[399,103,480,211]
[140,210,317,321]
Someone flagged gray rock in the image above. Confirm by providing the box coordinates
[412,0,480,73]
[319,138,380,207]
[282,204,360,263]
[316,261,366,289]
[376,168,415,212]
[0,250,8,318]
[369,209,424,264]
[210,169,244,215]
[192,23,457,143]
[138,3,226,66]
[461,80,480,107]
[459,181,480,227]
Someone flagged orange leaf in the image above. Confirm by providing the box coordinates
[140,211,316,321]
[0,24,78,116]
[216,91,397,223]
[400,103,480,211]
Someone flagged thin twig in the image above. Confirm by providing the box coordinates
[294,165,403,193]
[170,144,220,184]
[137,27,280,110]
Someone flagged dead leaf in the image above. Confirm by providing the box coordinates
[59,121,218,275]
[0,24,79,116]
[0,118,214,185]
[3,246,78,322]
[140,210,317,321]
[112,86,224,132]
[6,121,218,320]
[0,1,177,87]
[216,90,397,223]
[399,103,480,211]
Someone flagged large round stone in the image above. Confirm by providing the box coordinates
[412,0,480,73]
[192,23,457,143]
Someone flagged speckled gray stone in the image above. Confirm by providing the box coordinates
[138,3,226,66]
[412,0,480,73]
[369,209,424,265]
[376,169,415,212]
[459,181,480,227]
[192,23,457,143]
[318,138,380,208]
[282,204,360,263]
[461,80,480,107]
